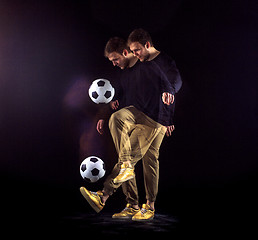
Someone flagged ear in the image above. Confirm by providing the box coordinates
[145,41,151,49]
[122,49,128,57]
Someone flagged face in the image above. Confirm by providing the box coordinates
[129,42,150,62]
[107,52,128,69]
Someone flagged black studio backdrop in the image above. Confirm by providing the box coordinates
[0,0,257,221]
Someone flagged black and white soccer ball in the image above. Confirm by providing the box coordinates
[80,156,106,183]
[88,79,115,104]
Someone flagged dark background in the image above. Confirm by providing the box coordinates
[0,0,257,236]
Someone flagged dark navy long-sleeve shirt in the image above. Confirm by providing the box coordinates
[115,59,176,126]
[113,53,181,126]
[100,52,182,127]
[152,52,182,95]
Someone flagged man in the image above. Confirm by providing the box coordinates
[80,36,176,221]
[124,29,182,220]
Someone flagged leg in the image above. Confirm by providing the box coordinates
[121,179,139,206]
[107,106,139,204]
[104,107,165,199]
[108,106,137,163]
[80,107,141,212]
[142,127,166,210]
[131,128,166,221]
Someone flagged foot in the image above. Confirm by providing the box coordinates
[112,203,140,219]
[80,187,104,213]
[113,162,135,184]
[132,204,154,221]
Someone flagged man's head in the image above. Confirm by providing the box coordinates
[104,37,131,69]
[127,28,153,62]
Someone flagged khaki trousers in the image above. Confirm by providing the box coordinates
[103,106,166,203]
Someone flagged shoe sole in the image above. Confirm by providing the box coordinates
[80,187,102,213]
[132,216,154,221]
[112,215,133,219]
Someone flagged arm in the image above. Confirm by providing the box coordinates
[165,60,182,94]
[160,70,175,105]
[95,100,120,134]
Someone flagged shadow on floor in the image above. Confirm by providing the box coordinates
[58,211,179,237]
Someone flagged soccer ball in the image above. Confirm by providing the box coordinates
[88,79,115,104]
[80,156,106,183]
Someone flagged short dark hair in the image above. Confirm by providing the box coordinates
[104,37,130,57]
[127,28,153,47]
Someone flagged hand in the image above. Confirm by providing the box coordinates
[96,119,105,135]
[162,92,174,105]
[110,100,119,110]
[165,125,175,137]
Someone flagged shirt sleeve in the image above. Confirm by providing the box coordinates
[151,61,174,94]
[95,104,112,121]
[160,71,174,94]
[165,60,182,95]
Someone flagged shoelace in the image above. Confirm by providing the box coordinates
[119,168,126,174]
[121,207,129,213]
[90,191,100,197]
[140,208,147,215]
[90,191,104,205]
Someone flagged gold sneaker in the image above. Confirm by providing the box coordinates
[112,203,140,219]
[132,204,154,221]
[80,187,104,213]
[113,162,135,184]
